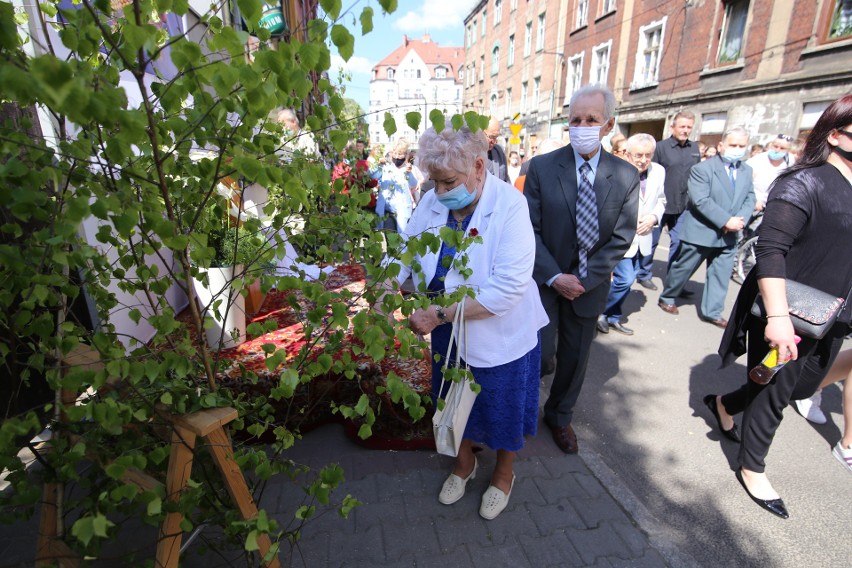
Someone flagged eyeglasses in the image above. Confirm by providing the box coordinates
[838,129,852,139]
[776,134,793,142]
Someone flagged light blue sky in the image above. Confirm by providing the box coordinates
[329,0,478,113]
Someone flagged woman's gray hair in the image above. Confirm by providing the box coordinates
[569,84,617,121]
[626,133,657,152]
[415,126,489,176]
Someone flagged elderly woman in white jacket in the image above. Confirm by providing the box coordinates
[384,125,548,520]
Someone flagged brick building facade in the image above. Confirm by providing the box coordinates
[464,0,851,152]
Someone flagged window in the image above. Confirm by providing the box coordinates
[472,20,477,44]
[479,55,485,82]
[524,22,532,56]
[466,25,472,47]
[533,77,541,110]
[481,10,486,36]
[576,0,589,28]
[495,0,502,25]
[508,35,515,66]
[600,0,616,14]
[387,68,394,80]
[718,1,749,64]
[828,0,852,40]
[632,18,665,89]
[536,14,546,52]
[492,47,500,75]
[436,67,446,79]
[505,87,512,118]
[471,63,477,86]
[590,41,611,85]
[520,82,528,113]
[403,89,410,98]
[490,93,498,117]
[800,101,831,130]
[566,53,584,100]
[387,88,394,99]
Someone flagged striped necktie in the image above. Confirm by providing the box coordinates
[576,162,599,278]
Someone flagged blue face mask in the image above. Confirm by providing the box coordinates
[767,149,787,161]
[436,169,478,210]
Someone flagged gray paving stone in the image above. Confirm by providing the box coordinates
[518,530,585,568]
[540,453,590,477]
[565,523,633,565]
[480,504,542,543]
[513,455,556,480]
[607,549,669,568]
[327,523,386,566]
[610,520,655,559]
[432,511,499,550]
[533,472,592,505]
[508,473,548,507]
[573,471,608,499]
[469,539,532,568]
[571,494,634,526]
[382,516,441,562]
[526,498,587,535]
[411,544,475,568]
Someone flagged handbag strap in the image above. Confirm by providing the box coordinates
[437,296,467,400]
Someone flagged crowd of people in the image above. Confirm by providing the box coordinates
[282,90,852,521]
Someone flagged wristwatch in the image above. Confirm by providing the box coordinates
[435,305,448,324]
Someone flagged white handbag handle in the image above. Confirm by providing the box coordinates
[437,296,468,406]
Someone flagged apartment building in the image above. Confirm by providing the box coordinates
[462,0,569,156]
[465,0,851,150]
[368,35,465,148]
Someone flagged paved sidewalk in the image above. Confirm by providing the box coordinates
[2,416,679,567]
[230,420,670,568]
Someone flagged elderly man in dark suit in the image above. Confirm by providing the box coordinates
[524,85,640,454]
[658,126,756,327]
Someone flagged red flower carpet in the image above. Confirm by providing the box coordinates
[199,264,435,450]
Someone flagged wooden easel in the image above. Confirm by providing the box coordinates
[36,345,280,568]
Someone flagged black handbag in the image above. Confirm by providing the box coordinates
[750,279,846,340]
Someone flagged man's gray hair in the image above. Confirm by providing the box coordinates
[723,126,749,142]
[626,133,657,152]
[416,126,488,176]
[569,84,617,121]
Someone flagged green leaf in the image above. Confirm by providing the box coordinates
[405,112,421,133]
[0,2,19,49]
[330,25,354,61]
[429,109,445,133]
[319,0,341,20]
[328,129,349,152]
[359,6,374,35]
[451,114,464,130]
[377,0,398,14]
[245,529,259,551]
[237,0,262,25]
[147,496,162,516]
[383,112,397,137]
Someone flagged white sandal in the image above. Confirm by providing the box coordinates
[438,457,478,505]
[479,474,515,520]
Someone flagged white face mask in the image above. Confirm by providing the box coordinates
[722,147,747,162]
[569,126,603,154]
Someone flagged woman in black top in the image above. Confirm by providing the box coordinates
[706,94,852,519]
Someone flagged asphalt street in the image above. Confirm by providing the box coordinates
[571,243,851,568]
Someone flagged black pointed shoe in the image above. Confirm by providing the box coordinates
[735,469,789,519]
[703,395,741,443]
